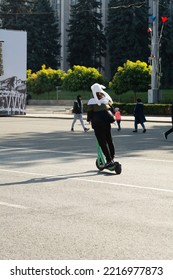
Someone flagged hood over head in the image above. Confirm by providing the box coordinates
[91,83,112,106]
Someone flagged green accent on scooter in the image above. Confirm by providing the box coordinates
[96,141,122,174]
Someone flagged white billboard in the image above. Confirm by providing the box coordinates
[0,29,27,115]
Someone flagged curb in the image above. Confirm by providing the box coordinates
[12,113,171,123]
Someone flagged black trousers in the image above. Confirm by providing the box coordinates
[165,127,173,138]
[94,123,115,162]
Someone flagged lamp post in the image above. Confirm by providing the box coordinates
[152,0,160,102]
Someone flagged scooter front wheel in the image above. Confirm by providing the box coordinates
[96,159,104,171]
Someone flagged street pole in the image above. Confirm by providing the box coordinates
[152,0,159,102]
[148,0,160,103]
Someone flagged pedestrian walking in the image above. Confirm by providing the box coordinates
[163,103,173,139]
[87,83,115,168]
[114,107,121,131]
[71,95,89,132]
[133,98,146,133]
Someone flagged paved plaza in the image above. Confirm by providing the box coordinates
[0,114,173,260]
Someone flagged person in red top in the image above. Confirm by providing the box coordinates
[114,107,121,131]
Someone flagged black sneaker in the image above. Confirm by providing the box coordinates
[104,161,115,168]
[71,128,74,131]
[143,129,146,133]
[84,128,90,132]
[133,130,137,133]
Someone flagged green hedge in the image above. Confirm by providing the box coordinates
[113,103,172,115]
[27,65,108,94]
[83,102,172,116]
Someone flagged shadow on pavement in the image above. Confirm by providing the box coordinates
[0,169,117,187]
[0,124,172,169]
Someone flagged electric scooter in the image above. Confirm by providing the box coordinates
[95,141,122,174]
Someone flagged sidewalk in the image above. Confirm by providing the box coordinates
[18,105,171,123]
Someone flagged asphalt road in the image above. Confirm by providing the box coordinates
[0,116,173,260]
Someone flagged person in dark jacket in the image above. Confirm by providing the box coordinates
[163,103,173,139]
[87,83,115,168]
[71,95,89,132]
[133,98,146,133]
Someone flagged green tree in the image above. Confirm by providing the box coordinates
[0,0,34,30]
[27,0,61,72]
[67,0,106,71]
[111,60,151,100]
[27,64,65,94]
[0,0,61,72]
[62,65,107,91]
[107,0,149,77]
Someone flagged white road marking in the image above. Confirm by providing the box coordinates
[0,146,173,163]
[0,168,173,194]
[0,146,93,156]
[0,201,29,209]
[0,168,54,177]
[71,178,173,194]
